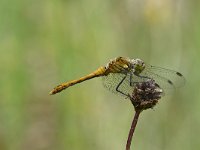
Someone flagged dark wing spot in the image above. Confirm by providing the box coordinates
[168,80,173,85]
[176,72,183,77]
[155,83,160,88]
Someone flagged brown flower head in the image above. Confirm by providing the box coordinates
[130,79,163,111]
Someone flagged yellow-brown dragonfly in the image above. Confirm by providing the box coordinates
[49,57,185,97]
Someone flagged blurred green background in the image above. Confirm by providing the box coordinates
[0,0,199,150]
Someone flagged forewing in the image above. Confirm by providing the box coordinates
[142,65,185,90]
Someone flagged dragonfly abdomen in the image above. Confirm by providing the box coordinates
[49,66,106,95]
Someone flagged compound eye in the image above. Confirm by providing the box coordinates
[141,60,145,65]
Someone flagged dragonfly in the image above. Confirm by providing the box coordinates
[49,57,185,97]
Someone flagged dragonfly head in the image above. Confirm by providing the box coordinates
[131,58,145,75]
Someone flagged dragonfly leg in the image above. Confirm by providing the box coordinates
[130,73,141,86]
[116,75,130,97]
[130,73,140,86]
[137,74,151,79]
[130,73,133,86]
[130,74,151,87]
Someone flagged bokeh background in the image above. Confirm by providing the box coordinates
[0,0,199,150]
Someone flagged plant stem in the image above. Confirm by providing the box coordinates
[126,109,142,150]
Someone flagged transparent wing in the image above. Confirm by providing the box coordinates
[102,73,147,97]
[141,65,185,91]
[102,65,185,97]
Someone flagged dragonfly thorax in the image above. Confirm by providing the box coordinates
[131,58,145,75]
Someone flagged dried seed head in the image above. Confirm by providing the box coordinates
[130,79,163,111]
